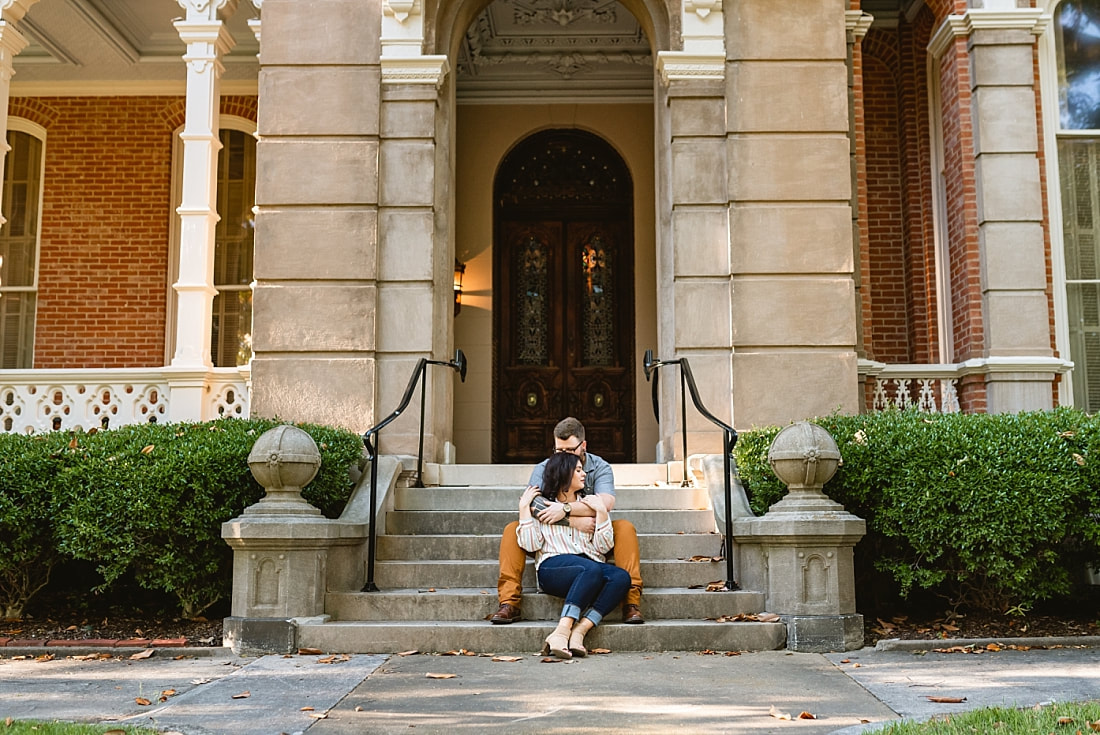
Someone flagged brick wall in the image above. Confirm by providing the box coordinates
[7,95,256,369]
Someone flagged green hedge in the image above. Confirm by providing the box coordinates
[734,408,1100,615]
[0,418,364,619]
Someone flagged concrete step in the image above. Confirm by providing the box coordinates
[297,618,786,654]
[375,532,725,561]
[370,558,730,589]
[326,587,763,622]
[424,463,684,488]
[394,485,710,511]
[386,509,717,535]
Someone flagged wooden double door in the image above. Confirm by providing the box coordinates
[492,130,636,464]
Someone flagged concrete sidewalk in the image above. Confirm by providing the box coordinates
[0,638,1097,735]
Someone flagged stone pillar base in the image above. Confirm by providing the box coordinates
[223,616,298,655]
[784,613,864,652]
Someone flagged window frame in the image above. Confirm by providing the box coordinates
[0,117,46,369]
[165,115,257,367]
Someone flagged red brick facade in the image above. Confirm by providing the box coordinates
[8,95,256,369]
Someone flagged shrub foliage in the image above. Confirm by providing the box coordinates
[1,418,363,619]
[734,409,1100,614]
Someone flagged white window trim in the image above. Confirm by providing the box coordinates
[165,114,257,365]
[925,52,953,365]
[1037,0,1076,407]
[2,117,46,368]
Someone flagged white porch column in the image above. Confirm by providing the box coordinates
[0,1,37,231]
[170,0,238,421]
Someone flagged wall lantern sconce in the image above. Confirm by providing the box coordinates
[453,259,466,316]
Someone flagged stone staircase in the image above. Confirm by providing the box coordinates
[296,463,787,653]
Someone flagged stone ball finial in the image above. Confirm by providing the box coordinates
[768,421,841,489]
[245,424,322,516]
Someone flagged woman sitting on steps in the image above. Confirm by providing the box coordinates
[517,451,631,659]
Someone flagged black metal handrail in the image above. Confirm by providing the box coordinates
[360,349,467,592]
[643,349,739,591]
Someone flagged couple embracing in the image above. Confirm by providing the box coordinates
[493,417,644,659]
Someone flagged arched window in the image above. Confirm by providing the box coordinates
[168,117,255,368]
[0,119,45,369]
[1057,1,1100,409]
[211,126,256,367]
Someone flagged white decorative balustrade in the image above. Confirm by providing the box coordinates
[860,356,1074,414]
[861,361,961,414]
[0,367,250,434]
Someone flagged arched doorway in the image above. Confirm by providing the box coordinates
[492,129,636,463]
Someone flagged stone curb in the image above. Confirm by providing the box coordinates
[873,635,1100,651]
[0,636,188,648]
[0,646,226,658]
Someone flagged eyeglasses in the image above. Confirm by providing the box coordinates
[554,442,583,454]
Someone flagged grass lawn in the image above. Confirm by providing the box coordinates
[878,701,1100,734]
[1,722,159,734]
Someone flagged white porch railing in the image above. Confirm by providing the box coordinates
[862,362,961,413]
[859,356,1074,414]
[0,367,250,434]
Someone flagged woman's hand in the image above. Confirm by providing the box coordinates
[578,494,607,522]
[519,485,540,517]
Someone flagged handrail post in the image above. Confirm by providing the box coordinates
[644,349,740,591]
[679,369,689,487]
[360,349,467,592]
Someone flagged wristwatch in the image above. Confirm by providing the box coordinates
[562,503,572,518]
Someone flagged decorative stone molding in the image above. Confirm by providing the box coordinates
[383,0,421,24]
[381,54,450,87]
[844,10,874,40]
[656,51,723,85]
[0,0,36,23]
[177,0,238,14]
[683,0,720,20]
[928,9,1045,58]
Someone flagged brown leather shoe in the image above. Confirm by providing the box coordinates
[490,603,521,624]
[622,604,645,624]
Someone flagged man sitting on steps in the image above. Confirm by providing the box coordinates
[490,416,645,625]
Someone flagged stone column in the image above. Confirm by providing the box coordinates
[168,0,237,421]
[0,1,35,231]
[929,8,1071,411]
[249,0,382,432]
[726,0,858,429]
[655,56,731,457]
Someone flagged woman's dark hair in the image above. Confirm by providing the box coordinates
[540,452,581,501]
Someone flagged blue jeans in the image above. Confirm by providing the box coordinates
[537,554,631,626]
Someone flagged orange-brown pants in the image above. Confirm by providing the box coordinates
[498,519,642,608]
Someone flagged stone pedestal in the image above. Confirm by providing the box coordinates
[221,425,366,654]
[733,422,866,652]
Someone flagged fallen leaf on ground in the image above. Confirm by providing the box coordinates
[926,696,967,703]
[758,613,781,622]
[355,706,363,712]
[705,580,726,591]
[840,659,850,664]
[798,712,817,720]
[317,654,351,664]
[301,707,315,711]
[35,654,54,662]
[298,647,323,655]
[1089,720,1100,732]
[397,650,419,656]
[590,648,612,654]
[129,649,155,660]
[426,672,457,679]
[986,643,1002,652]
[492,655,523,662]
[309,713,328,719]
[134,697,152,706]
[190,678,212,685]
[769,705,792,720]
[232,691,251,699]
[540,657,562,663]
[1058,717,1074,725]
